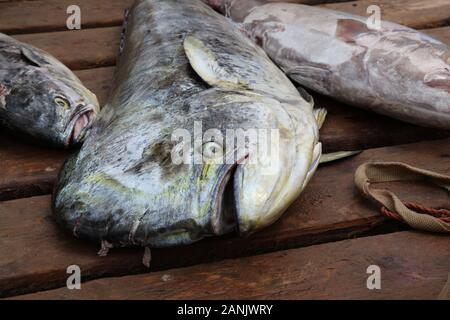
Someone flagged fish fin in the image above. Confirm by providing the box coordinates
[119,9,130,56]
[336,19,372,43]
[302,142,322,190]
[314,108,328,129]
[320,150,361,164]
[423,70,450,89]
[0,83,10,109]
[297,86,314,104]
[184,35,247,89]
[287,64,331,93]
[20,45,51,67]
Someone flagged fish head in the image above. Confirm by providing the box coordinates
[228,100,319,235]
[181,91,319,239]
[6,68,99,147]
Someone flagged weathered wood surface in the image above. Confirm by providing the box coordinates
[1,25,449,201]
[0,135,69,201]
[426,26,450,43]
[0,0,134,35]
[14,27,121,71]
[14,232,450,300]
[2,0,449,35]
[1,138,449,297]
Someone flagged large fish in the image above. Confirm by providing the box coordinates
[204,1,450,129]
[53,0,323,248]
[0,33,99,147]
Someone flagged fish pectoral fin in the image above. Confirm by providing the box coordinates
[336,19,373,43]
[20,45,49,67]
[297,86,314,104]
[183,35,247,89]
[287,64,331,91]
[320,150,361,164]
[314,107,328,129]
[423,70,450,89]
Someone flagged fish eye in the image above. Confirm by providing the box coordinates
[54,96,70,109]
[203,141,223,161]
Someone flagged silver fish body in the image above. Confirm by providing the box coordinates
[0,33,99,147]
[205,1,450,129]
[53,0,320,248]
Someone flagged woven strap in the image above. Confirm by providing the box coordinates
[355,162,450,233]
[355,162,450,299]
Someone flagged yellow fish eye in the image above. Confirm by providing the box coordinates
[54,96,70,109]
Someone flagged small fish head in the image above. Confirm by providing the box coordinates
[6,68,99,147]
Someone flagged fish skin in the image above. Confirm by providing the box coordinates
[0,33,99,147]
[53,0,319,248]
[203,1,450,129]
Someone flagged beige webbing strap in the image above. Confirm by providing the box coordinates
[355,162,450,233]
[355,162,450,299]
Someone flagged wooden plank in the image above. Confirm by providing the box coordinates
[321,0,450,29]
[14,27,121,71]
[1,0,449,35]
[0,0,353,35]
[13,231,450,300]
[0,0,134,35]
[76,67,115,105]
[1,138,449,297]
[0,135,69,201]
[316,94,450,153]
[425,26,450,43]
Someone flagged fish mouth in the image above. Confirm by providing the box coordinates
[210,164,239,236]
[209,155,250,236]
[67,108,96,146]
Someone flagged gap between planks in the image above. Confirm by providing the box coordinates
[0,138,449,298]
